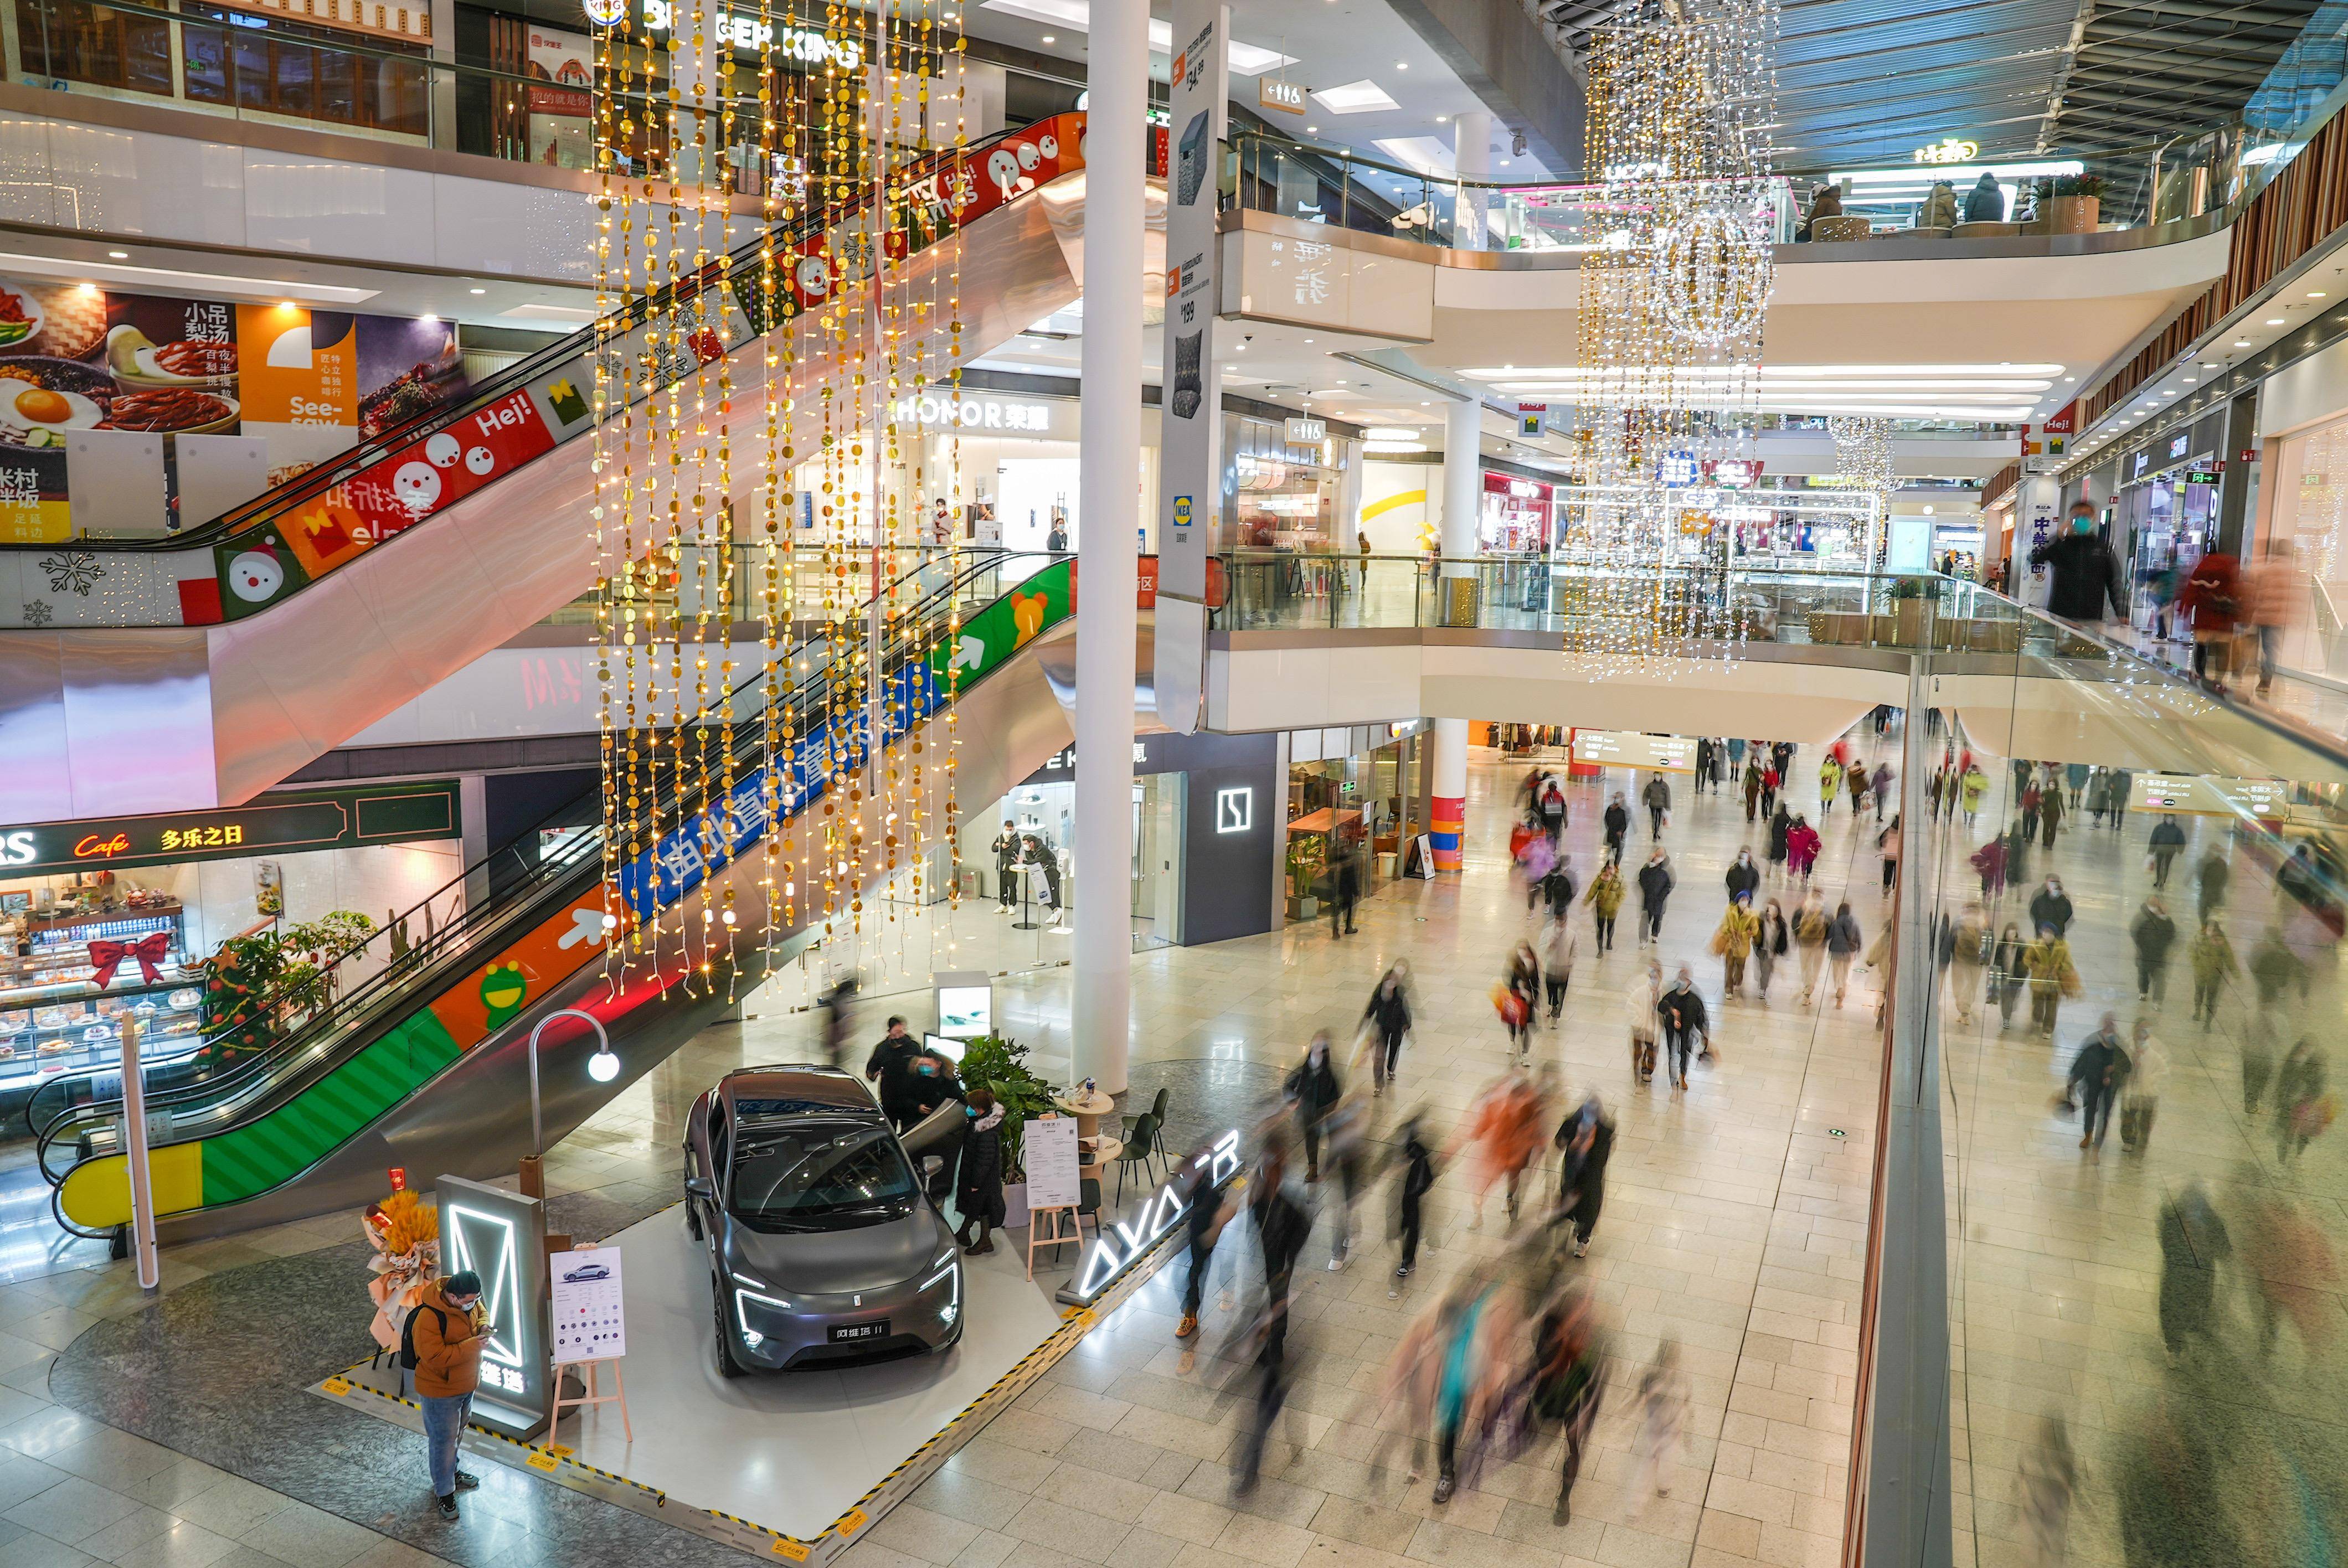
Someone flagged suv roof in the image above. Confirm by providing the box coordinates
[719,1065,877,1123]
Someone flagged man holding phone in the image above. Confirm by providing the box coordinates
[403,1270,487,1519]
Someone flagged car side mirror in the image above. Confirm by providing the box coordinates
[686,1176,714,1200]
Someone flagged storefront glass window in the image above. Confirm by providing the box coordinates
[1227,414,1339,550]
[15,0,171,94]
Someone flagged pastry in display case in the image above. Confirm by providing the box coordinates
[0,884,202,1100]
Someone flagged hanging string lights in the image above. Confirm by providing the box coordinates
[591,0,965,1001]
[1828,413,1896,561]
[1563,0,1778,671]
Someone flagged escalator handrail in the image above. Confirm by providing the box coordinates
[0,117,1044,561]
[35,548,1039,1178]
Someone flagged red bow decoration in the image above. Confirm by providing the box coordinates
[87,932,171,988]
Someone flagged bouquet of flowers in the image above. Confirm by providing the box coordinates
[363,1190,441,1350]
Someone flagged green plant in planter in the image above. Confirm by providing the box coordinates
[1286,834,1326,901]
[956,1033,1059,1179]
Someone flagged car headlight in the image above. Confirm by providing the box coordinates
[734,1286,792,1348]
[921,1258,961,1326]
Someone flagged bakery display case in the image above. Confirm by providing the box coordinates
[0,895,205,1100]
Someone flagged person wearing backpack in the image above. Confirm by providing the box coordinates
[403,1270,486,1519]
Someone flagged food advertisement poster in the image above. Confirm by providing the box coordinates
[0,277,470,540]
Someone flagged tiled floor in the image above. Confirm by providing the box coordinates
[0,736,1901,1568]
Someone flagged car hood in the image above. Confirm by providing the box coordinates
[722,1208,949,1298]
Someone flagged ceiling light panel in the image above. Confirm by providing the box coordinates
[1310,79,1400,115]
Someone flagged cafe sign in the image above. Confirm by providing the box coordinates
[1912,137,1980,164]
[0,781,460,877]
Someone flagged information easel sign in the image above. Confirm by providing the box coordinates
[1024,1115,1080,1209]
[549,1246,626,1363]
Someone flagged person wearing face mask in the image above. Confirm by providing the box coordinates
[1585,858,1625,952]
[1625,960,1663,1084]
[1990,921,2027,1029]
[1641,772,1672,838]
[1713,893,1760,997]
[866,1015,921,1129]
[1825,901,1864,1008]
[2030,876,2074,938]
[1603,793,1630,863]
[1636,848,1675,946]
[1656,967,1708,1090]
[1794,893,1830,1004]
[1766,803,1792,880]
[1785,813,1821,885]
[2131,894,2177,1003]
[1284,1033,1343,1182]
[1362,963,1413,1093]
[2065,1013,2131,1153]
[1754,899,1789,1001]
[2028,500,2127,626]
[954,1087,1006,1255]
[2025,924,2081,1038]
[1725,846,1760,904]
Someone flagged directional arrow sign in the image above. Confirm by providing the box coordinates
[950,635,985,672]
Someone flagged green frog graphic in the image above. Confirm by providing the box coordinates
[480,961,528,1028]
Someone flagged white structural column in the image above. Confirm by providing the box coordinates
[1432,395,1481,869]
[1453,111,1492,249]
[1070,0,1146,1095]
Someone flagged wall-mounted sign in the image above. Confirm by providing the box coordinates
[1912,137,1980,164]
[437,1175,550,1438]
[1517,403,1546,437]
[2167,434,2191,460]
[1570,730,1695,772]
[1060,1131,1240,1305]
[2043,402,2076,435]
[932,971,992,1039]
[0,781,460,877]
[2129,772,2292,817]
[1284,416,1327,445]
[2184,467,2222,485]
[2130,451,2150,479]
[1258,78,1307,114]
[1217,786,1254,833]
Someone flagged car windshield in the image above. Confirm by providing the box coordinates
[728,1117,918,1231]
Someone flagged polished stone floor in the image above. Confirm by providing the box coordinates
[0,736,1900,1568]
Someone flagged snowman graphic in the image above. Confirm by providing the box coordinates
[225,541,286,604]
[984,146,1023,199]
[392,461,442,515]
[465,446,495,476]
[425,432,462,468]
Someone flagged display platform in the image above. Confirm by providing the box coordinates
[320,1202,1075,1554]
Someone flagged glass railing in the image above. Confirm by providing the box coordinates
[8,0,894,190]
[1876,585,2348,1567]
[34,545,1033,1205]
[1225,119,2276,250]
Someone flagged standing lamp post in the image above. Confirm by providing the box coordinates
[520,1008,620,1198]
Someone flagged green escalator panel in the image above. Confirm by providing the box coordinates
[199,1010,462,1205]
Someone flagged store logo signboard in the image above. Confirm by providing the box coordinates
[635,0,863,66]
[1062,1132,1241,1305]
[1217,787,1254,833]
[889,394,1056,434]
[0,782,460,877]
[1912,137,1980,164]
[437,1177,550,1437]
[2168,434,2190,460]
[2130,451,2150,479]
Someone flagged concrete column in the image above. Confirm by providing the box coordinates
[1070,0,1145,1096]
[1453,111,1492,250]
[1430,398,1480,870]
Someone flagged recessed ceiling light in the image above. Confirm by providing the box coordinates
[471,287,487,295]
[279,299,297,308]
[2063,376,2076,383]
[1396,61,1408,69]
[2267,317,2285,325]
[1311,79,1398,114]
[1236,342,1247,349]
[1435,115,1448,123]
[106,250,127,260]
[2311,291,2328,299]
[1306,125,1318,132]
[1302,337,1313,343]
[1040,32,1054,41]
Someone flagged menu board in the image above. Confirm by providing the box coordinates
[549,1246,627,1363]
[1024,1115,1080,1210]
[1571,730,1696,773]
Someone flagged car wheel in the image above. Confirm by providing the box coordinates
[685,1200,703,1241]
[711,1274,745,1379]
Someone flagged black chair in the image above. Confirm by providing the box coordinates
[1123,1086,1172,1180]
[1113,1112,1159,1205]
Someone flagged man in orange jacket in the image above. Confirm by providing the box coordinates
[407,1270,486,1519]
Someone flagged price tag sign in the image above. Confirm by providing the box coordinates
[1024,1115,1080,1209]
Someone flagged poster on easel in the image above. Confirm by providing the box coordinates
[1024,1115,1080,1209]
[549,1246,626,1362]
[1400,834,1436,880]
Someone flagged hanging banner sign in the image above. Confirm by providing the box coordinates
[1152,0,1230,737]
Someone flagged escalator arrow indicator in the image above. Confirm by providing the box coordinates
[950,635,985,673]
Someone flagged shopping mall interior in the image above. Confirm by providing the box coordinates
[4,0,2348,1563]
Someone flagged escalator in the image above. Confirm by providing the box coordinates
[1,110,1127,825]
[45,545,1099,1241]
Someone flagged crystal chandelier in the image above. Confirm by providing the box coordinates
[1828,414,1894,561]
[1563,0,1778,672]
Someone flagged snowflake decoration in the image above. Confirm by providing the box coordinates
[20,599,52,627]
[38,551,102,597]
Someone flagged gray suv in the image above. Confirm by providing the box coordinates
[683,1065,965,1375]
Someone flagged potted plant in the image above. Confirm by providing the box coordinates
[1285,835,1325,919]
[2031,174,2105,235]
[956,1033,1059,1230]
[1889,575,1932,645]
